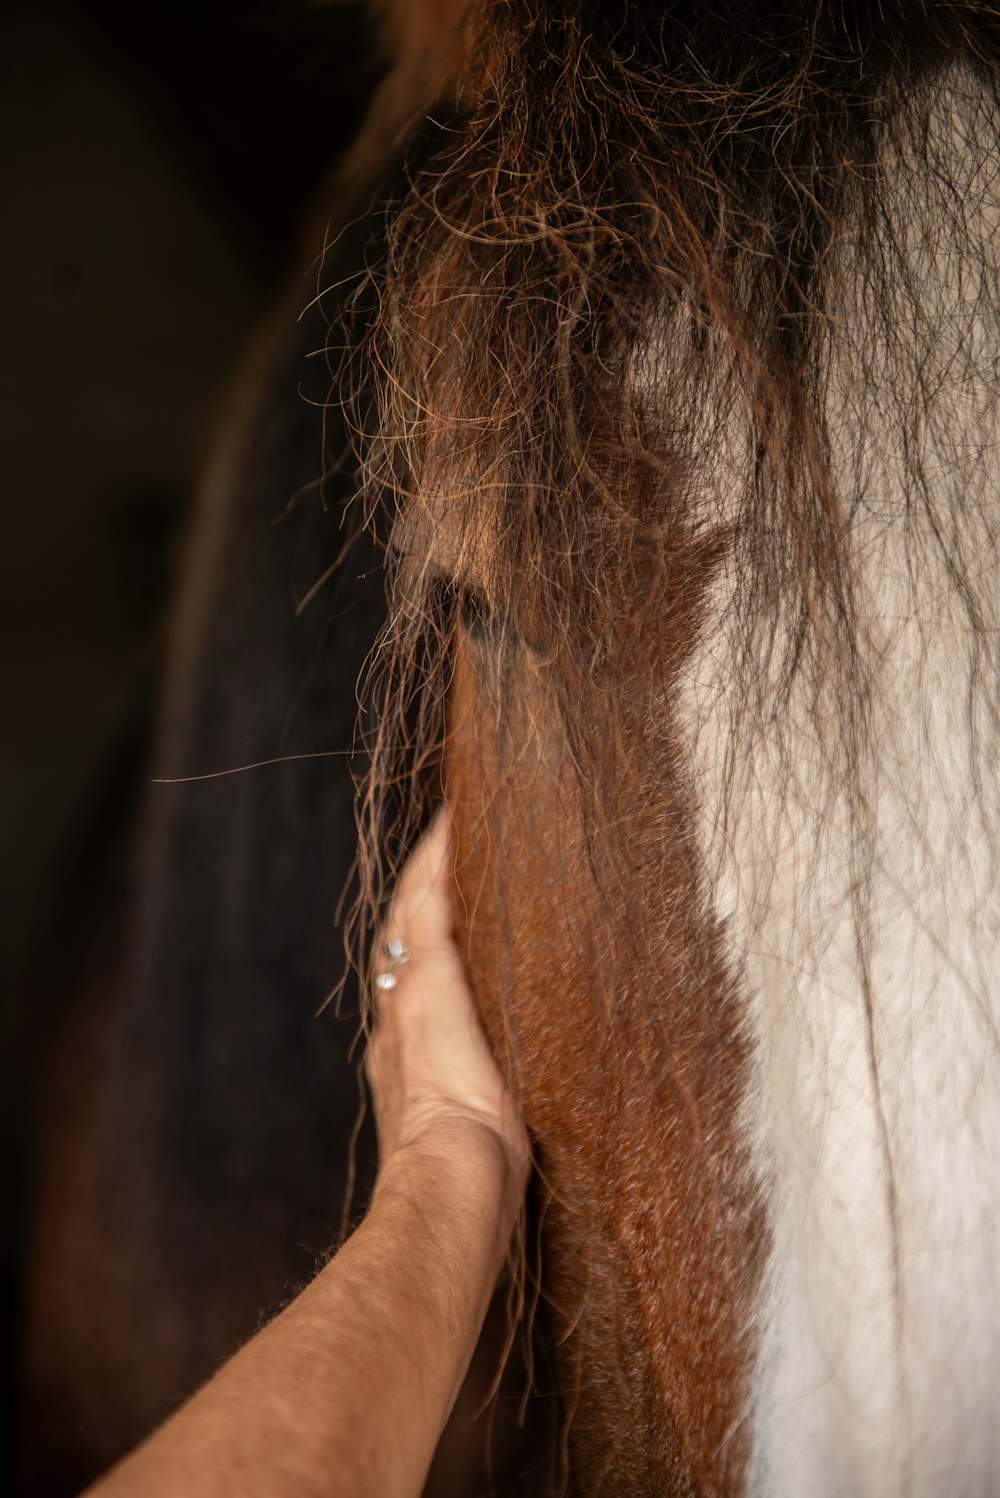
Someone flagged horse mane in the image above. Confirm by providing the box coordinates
[327,5,1000,1475]
[341,0,1000,980]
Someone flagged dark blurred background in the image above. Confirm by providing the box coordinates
[2,0,379,1024]
[2,0,381,1475]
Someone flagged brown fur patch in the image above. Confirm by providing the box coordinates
[444,522,766,1493]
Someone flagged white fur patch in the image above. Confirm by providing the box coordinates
[680,69,1000,1496]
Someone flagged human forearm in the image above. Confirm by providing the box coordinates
[88,1122,514,1498]
[85,812,529,1498]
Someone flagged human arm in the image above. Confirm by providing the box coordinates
[86,810,528,1498]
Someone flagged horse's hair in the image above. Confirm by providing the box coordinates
[331,7,1000,1477]
[341,0,1000,993]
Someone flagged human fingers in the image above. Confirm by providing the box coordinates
[383,805,463,958]
[365,810,529,1187]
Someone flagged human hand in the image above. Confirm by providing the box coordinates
[364,808,530,1223]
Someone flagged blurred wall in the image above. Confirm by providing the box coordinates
[1,0,377,990]
[1,2,378,1477]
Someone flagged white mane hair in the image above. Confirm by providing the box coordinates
[680,63,1000,1494]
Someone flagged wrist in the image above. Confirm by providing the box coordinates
[377,1115,511,1202]
[374,1116,525,1269]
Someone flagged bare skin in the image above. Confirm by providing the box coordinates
[86,809,529,1498]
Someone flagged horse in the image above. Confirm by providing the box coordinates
[351,1,1000,1493]
[18,2,1000,1495]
